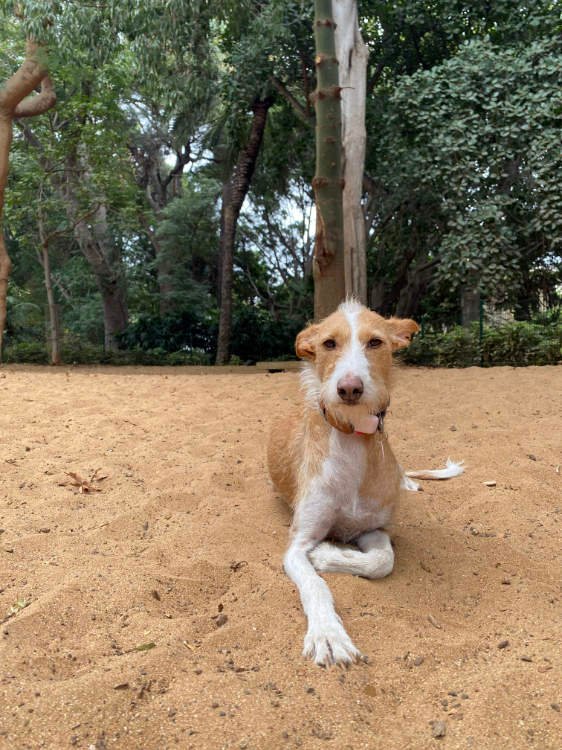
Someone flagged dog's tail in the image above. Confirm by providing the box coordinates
[402,459,464,492]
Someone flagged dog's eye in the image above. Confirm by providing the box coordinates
[323,339,337,350]
[367,338,383,349]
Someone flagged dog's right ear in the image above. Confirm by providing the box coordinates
[295,324,319,360]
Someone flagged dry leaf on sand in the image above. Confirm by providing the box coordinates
[59,468,108,494]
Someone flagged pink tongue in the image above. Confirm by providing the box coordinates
[354,414,379,435]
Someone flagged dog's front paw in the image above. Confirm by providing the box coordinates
[303,623,361,667]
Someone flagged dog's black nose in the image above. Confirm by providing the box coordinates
[337,375,364,404]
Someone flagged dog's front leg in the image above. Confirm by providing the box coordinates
[284,487,361,667]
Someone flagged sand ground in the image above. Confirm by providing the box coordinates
[0,364,560,750]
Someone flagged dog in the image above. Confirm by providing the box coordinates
[267,300,463,666]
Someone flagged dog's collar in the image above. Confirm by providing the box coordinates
[320,405,387,435]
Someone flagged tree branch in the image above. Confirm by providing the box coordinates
[14,75,56,118]
[0,41,49,113]
[269,76,313,127]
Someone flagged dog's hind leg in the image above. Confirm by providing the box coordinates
[309,530,394,580]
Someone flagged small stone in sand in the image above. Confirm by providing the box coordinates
[429,720,447,738]
[498,639,509,649]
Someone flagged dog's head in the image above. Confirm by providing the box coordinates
[296,300,419,431]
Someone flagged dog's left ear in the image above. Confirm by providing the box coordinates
[295,324,319,360]
[386,317,420,350]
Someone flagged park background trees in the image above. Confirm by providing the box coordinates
[0,0,560,365]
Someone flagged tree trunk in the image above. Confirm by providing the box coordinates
[216,182,235,364]
[395,260,439,319]
[0,39,56,361]
[153,236,176,316]
[461,287,481,326]
[72,202,129,351]
[55,149,128,351]
[215,98,272,365]
[100,278,129,351]
[333,0,368,305]
[312,0,346,321]
[129,136,190,315]
[20,127,129,353]
[39,231,61,365]
[139,219,175,315]
[0,115,13,360]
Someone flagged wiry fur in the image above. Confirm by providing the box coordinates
[268,301,464,667]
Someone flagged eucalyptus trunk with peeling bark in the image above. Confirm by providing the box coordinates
[215,97,272,365]
[333,0,368,305]
[0,40,56,361]
[312,0,346,321]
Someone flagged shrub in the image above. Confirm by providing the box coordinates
[3,341,49,364]
[230,306,303,362]
[2,341,211,366]
[481,321,561,366]
[401,320,561,367]
[118,310,216,354]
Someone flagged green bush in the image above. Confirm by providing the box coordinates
[118,309,216,354]
[3,341,49,364]
[3,341,211,366]
[401,320,561,367]
[481,322,561,366]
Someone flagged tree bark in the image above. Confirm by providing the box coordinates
[38,217,61,365]
[215,98,272,365]
[312,0,346,321]
[20,123,128,352]
[71,200,129,351]
[0,40,56,361]
[0,114,14,361]
[129,134,190,315]
[461,287,481,326]
[333,0,368,305]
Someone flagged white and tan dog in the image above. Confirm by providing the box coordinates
[268,300,463,666]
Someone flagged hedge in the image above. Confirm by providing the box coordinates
[401,320,561,367]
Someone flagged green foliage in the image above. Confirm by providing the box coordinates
[481,321,562,367]
[401,319,561,368]
[2,1,560,366]
[231,305,303,362]
[118,303,306,363]
[3,341,211,366]
[3,341,49,364]
[366,1,561,315]
[118,309,217,354]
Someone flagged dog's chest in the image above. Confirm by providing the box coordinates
[322,433,394,542]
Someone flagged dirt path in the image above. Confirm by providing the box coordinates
[0,364,560,749]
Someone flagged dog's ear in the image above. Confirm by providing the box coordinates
[295,324,319,360]
[386,317,420,350]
